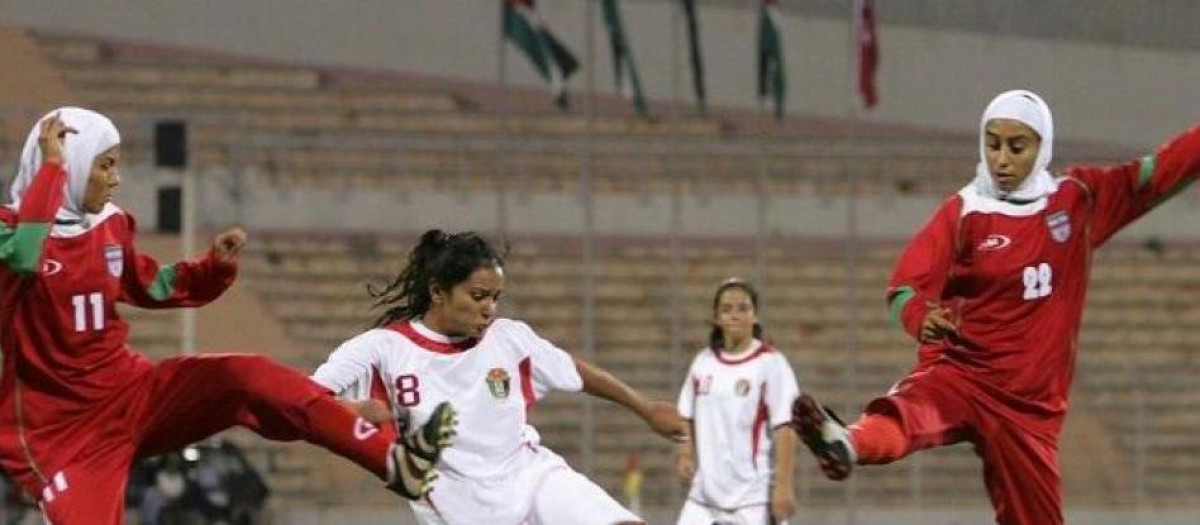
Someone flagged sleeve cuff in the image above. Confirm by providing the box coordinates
[888,286,924,338]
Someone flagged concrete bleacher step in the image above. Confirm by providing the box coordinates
[64,61,322,90]
[82,84,459,113]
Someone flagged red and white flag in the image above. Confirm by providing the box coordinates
[855,0,879,108]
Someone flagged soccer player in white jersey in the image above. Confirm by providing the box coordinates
[675,278,799,525]
[312,230,688,525]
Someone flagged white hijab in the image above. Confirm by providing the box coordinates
[968,90,1055,203]
[9,107,121,224]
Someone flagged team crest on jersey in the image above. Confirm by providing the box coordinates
[1046,211,1071,243]
[486,368,511,399]
[734,379,752,397]
[104,244,123,277]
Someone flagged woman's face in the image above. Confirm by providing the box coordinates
[82,145,121,213]
[714,287,758,345]
[984,118,1041,193]
[430,264,505,338]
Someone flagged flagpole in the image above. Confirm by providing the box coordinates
[755,100,769,327]
[579,0,597,479]
[667,0,685,507]
[754,0,769,313]
[497,1,510,240]
[844,3,863,523]
[498,2,509,116]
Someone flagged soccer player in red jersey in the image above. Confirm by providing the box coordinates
[791,90,1200,525]
[0,108,454,524]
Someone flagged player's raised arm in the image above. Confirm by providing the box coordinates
[118,224,242,309]
[0,114,75,277]
[576,356,688,441]
[1074,125,1200,246]
[886,196,961,343]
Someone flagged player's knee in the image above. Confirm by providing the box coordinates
[220,354,289,392]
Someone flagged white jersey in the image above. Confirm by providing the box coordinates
[677,340,800,510]
[312,318,593,524]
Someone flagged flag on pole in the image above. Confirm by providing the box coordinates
[757,0,786,119]
[622,453,643,516]
[599,0,648,116]
[503,0,579,108]
[855,0,879,108]
[680,0,706,114]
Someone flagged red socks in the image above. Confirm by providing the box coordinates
[849,413,908,465]
[303,395,394,480]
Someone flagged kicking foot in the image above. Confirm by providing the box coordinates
[386,401,458,499]
[791,393,856,480]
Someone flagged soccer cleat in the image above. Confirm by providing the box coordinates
[791,393,856,481]
[386,441,437,500]
[386,401,458,499]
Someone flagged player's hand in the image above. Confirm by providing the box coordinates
[211,227,248,263]
[643,400,688,442]
[340,399,393,426]
[674,448,695,487]
[770,483,796,521]
[37,113,77,166]
[920,305,957,343]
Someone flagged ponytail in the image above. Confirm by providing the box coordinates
[369,229,504,327]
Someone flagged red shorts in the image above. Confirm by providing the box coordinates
[0,354,372,525]
[863,361,1064,525]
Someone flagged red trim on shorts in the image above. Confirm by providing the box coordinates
[388,321,478,354]
[519,357,536,412]
[713,344,771,365]
[750,383,768,469]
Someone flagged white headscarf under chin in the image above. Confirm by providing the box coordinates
[968,90,1055,203]
[9,107,121,224]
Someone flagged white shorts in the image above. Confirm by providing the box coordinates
[677,499,785,525]
[410,446,641,525]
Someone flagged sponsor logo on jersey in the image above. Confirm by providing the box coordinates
[735,378,752,396]
[42,259,64,276]
[104,244,123,278]
[486,368,511,399]
[976,234,1012,252]
[353,418,379,440]
[1046,211,1071,243]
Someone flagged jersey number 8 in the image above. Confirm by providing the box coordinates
[395,374,421,407]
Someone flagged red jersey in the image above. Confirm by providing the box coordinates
[0,162,235,472]
[887,127,1200,415]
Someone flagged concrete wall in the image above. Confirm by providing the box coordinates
[114,166,1200,242]
[0,0,1197,148]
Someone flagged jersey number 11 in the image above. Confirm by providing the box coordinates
[72,292,105,332]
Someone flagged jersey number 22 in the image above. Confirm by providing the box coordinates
[1022,263,1053,300]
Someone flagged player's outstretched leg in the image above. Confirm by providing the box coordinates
[388,401,457,499]
[135,354,457,501]
[791,392,856,480]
